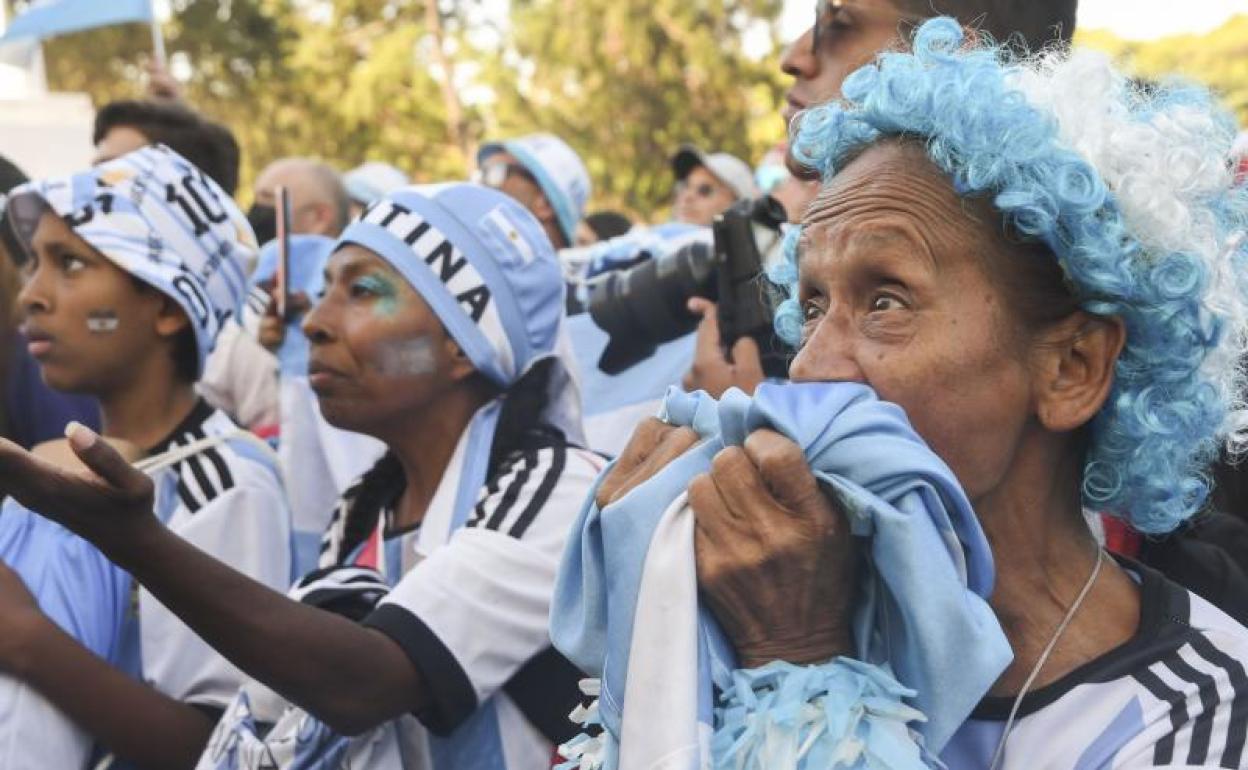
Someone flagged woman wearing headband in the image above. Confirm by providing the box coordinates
[588,19,1248,768]
[0,182,599,768]
[0,145,293,769]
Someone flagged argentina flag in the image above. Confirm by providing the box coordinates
[0,0,152,44]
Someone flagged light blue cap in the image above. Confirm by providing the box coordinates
[478,134,591,248]
[10,144,255,376]
[337,183,565,388]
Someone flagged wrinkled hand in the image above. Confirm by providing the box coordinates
[681,298,764,399]
[594,418,701,510]
[257,281,311,352]
[690,429,857,668]
[0,561,49,675]
[0,424,155,548]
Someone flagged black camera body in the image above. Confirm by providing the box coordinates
[586,196,789,377]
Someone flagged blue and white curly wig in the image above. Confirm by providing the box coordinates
[774,18,1248,534]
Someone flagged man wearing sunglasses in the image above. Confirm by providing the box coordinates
[475,133,592,250]
[782,0,1077,130]
[670,145,757,227]
[685,0,1080,402]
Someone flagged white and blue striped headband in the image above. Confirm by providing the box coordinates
[7,144,255,375]
[338,183,565,387]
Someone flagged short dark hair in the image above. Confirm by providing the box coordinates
[895,0,1077,50]
[94,100,241,196]
[585,211,633,241]
[0,154,28,195]
[128,276,201,384]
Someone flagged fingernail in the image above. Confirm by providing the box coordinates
[65,421,99,452]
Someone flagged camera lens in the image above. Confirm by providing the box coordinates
[587,240,717,373]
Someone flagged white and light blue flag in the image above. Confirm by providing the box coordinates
[0,0,152,44]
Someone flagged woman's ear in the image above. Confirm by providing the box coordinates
[442,335,478,384]
[1032,312,1126,433]
[153,294,191,340]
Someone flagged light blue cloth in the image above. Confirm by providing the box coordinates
[567,313,695,416]
[551,381,1011,763]
[0,502,134,670]
[0,0,152,44]
[581,222,708,280]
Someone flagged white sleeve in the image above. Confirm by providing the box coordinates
[363,445,600,734]
[140,479,293,709]
[198,320,280,430]
[0,676,92,770]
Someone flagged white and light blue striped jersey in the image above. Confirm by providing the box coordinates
[140,400,294,708]
[353,431,605,768]
[199,425,604,769]
[0,401,293,769]
[943,559,1248,769]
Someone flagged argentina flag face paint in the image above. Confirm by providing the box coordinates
[303,244,457,433]
[15,201,188,392]
[307,182,584,447]
[8,144,256,378]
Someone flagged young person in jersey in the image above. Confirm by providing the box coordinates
[0,145,293,770]
[0,183,602,768]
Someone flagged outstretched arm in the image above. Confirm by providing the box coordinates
[0,426,427,736]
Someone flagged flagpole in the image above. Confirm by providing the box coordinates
[31,41,47,95]
[148,1,166,67]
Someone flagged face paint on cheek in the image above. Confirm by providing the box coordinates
[86,310,120,333]
[375,335,439,378]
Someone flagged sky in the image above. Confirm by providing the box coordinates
[780,0,1248,41]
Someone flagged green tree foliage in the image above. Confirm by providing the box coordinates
[28,0,788,217]
[1078,16,1248,126]
[484,0,789,215]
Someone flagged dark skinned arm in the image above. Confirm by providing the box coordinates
[4,599,213,770]
[0,427,429,737]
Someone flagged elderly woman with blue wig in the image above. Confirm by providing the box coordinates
[550,18,1248,770]
[0,183,604,768]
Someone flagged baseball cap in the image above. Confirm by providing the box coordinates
[671,145,758,200]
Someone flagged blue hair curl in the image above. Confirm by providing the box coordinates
[776,17,1248,533]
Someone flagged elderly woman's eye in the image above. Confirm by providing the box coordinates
[870,294,905,312]
[801,299,824,323]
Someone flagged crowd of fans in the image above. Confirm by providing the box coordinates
[0,1,1247,769]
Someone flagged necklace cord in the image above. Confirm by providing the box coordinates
[988,547,1106,770]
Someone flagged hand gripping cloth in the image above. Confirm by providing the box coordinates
[550,381,1012,769]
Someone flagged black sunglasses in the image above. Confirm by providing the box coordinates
[674,180,720,199]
